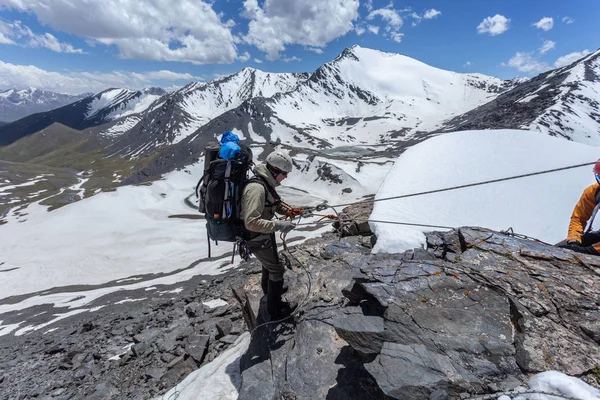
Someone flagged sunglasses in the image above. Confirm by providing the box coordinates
[596,174,600,184]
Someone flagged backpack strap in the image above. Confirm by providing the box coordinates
[245,175,282,208]
[586,186,600,233]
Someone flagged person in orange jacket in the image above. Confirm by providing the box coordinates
[558,160,600,255]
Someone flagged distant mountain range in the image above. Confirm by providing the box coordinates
[0,87,91,122]
[1,45,599,222]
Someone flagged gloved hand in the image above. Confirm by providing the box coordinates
[559,242,599,255]
[276,221,296,234]
[557,240,581,248]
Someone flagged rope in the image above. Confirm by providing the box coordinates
[318,161,598,210]
[249,221,314,336]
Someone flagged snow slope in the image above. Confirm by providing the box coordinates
[531,50,600,144]
[266,46,512,147]
[167,68,309,144]
[370,129,600,253]
[0,151,340,323]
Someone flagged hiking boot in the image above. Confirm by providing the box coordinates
[261,268,287,295]
[266,280,295,319]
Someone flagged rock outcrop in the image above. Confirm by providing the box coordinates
[1,216,600,399]
[237,226,600,399]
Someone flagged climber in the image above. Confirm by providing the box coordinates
[241,150,298,319]
[557,159,600,256]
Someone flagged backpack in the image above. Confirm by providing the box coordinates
[195,140,256,259]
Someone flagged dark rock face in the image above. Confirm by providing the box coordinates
[2,217,600,399]
[237,226,600,399]
[0,269,254,399]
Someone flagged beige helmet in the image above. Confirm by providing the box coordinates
[266,150,293,173]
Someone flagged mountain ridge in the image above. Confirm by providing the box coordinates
[0,87,90,122]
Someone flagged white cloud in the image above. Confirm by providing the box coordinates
[410,12,421,26]
[242,0,359,60]
[307,46,324,54]
[0,32,16,45]
[533,17,554,31]
[463,61,472,67]
[562,16,574,24]
[282,56,301,62]
[554,50,591,68]
[0,19,84,53]
[367,6,406,42]
[477,14,510,36]
[390,32,404,43]
[367,8,403,30]
[27,32,84,53]
[539,40,556,55]
[502,52,549,73]
[1,0,238,64]
[138,71,203,81]
[0,60,199,94]
[355,26,366,35]
[367,25,379,35]
[253,58,263,64]
[423,9,441,19]
[364,0,374,12]
[237,51,251,62]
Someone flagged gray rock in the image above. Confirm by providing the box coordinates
[218,335,238,345]
[333,315,385,355]
[145,367,166,380]
[185,334,210,364]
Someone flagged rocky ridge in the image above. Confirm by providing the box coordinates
[1,206,600,399]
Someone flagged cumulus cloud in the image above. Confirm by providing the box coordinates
[367,8,403,30]
[389,32,404,43]
[554,50,591,68]
[502,52,549,73]
[242,0,359,60]
[282,56,301,62]
[253,58,263,64]
[1,0,238,64]
[0,19,84,53]
[367,5,406,42]
[0,60,200,94]
[237,51,251,62]
[367,25,379,35]
[477,15,510,36]
[423,9,441,19]
[562,17,574,24]
[464,61,472,67]
[533,17,554,31]
[539,40,556,55]
[355,26,366,35]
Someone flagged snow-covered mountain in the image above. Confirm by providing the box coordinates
[97,68,310,157]
[440,49,600,144]
[0,87,166,146]
[0,87,90,122]
[122,46,518,183]
[260,46,517,147]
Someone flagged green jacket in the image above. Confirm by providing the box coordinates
[241,164,285,238]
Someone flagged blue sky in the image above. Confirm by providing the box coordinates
[0,0,598,94]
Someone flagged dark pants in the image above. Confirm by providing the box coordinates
[247,234,285,282]
[556,232,600,247]
[582,232,600,246]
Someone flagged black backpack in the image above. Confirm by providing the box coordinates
[195,141,255,258]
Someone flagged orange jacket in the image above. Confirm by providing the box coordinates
[567,182,600,251]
